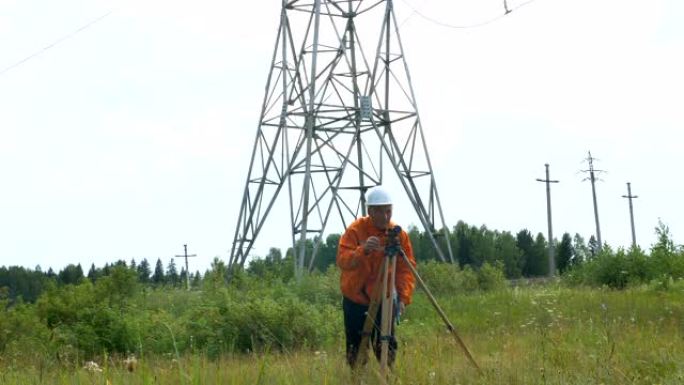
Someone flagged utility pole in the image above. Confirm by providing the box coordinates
[622,182,638,248]
[536,163,559,277]
[174,244,197,290]
[581,151,604,251]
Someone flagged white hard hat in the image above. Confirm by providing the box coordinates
[366,186,392,206]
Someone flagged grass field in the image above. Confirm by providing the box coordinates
[2,284,683,384]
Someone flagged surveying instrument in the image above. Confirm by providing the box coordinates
[352,225,481,380]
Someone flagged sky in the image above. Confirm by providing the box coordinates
[1,0,682,273]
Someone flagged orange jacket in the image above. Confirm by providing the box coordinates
[337,216,417,305]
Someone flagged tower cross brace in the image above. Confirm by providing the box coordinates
[228,0,454,276]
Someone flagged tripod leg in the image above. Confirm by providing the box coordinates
[380,254,392,377]
[355,265,385,368]
[379,255,393,375]
[398,249,482,373]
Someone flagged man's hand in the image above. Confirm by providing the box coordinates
[398,301,406,316]
[363,236,382,254]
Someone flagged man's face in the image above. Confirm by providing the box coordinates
[368,205,392,230]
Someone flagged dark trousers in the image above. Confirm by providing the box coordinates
[343,296,397,368]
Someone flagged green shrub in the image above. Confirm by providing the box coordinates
[0,302,50,359]
[477,262,507,291]
[417,261,464,295]
[288,267,340,306]
[416,260,506,295]
[564,246,684,289]
[651,248,684,280]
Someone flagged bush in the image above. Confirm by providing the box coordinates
[564,245,684,289]
[651,248,684,280]
[288,267,340,306]
[416,261,506,295]
[477,262,507,291]
[0,301,50,361]
[30,266,141,356]
[417,261,464,296]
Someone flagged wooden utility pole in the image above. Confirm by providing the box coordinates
[536,163,559,277]
[622,182,638,248]
[174,244,197,290]
[582,151,604,251]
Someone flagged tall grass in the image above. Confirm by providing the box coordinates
[2,284,683,384]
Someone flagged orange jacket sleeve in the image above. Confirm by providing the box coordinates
[337,222,369,272]
[395,230,417,305]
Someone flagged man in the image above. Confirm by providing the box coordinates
[337,185,417,368]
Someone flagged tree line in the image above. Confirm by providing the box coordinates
[0,221,682,361]
[0,258,202,305]
[4,219,680,305]
[257,220,603,280]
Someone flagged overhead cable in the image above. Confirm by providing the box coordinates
[0,10,114,77]
[399,0,538,29]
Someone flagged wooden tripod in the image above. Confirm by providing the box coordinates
[354,240,398,378]
[352,238,482,379]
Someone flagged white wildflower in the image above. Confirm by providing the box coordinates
[123,355,138,372]
[83,361,102,373]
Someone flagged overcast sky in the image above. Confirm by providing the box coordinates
[1,0,682,273]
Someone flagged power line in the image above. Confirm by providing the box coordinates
[0,10,114,77]
[399,0,538,29]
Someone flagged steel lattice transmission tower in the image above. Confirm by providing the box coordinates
[228,0,454,277]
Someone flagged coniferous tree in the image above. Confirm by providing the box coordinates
[192,270,202,288]
[0,266,48,303]
[315,235,339,272]
[87,263,99,282]
[407,226,428,262]
[572,233,589,265]
[265,247,291,279]
[414,225,440,262]
[516,230,550,277]
[166,259,179,286]
[152,258,165,285]
[114,260,127,268]
[102,263,112,276]
[471,225,496,267]
[179,268,188,288]
[57,264,84,285]
[516,229,534,276]
[530,233,549,277]
[137,258,151,283]
[556,233,575,274]
[496,231,524,278]
[455,221,475,267]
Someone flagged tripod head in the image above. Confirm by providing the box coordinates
[384,225,402,257]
